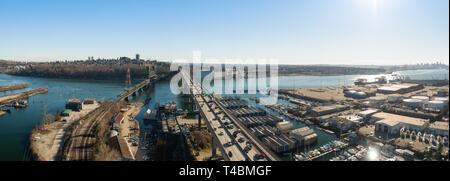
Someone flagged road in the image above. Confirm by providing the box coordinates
[180,69,272,161]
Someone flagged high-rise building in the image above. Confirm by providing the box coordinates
[136,54,140,61]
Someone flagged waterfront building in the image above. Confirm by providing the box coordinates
[375,119,400,135]
[290,127,318,147]
[112,113,125,125]
[428,121,449,137]
[357,109,379,120]
[372,112,429,133]
[377,83,423,94]
[309,104,349,117]
[276,121,294,133]
[84,98,95,104]
[65,99,83,111]
[108,135,134,160]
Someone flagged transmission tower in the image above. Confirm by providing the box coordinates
[125,58,132,88]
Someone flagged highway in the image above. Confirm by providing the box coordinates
[180,69,274,161]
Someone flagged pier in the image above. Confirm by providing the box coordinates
[0,83,29,92]
[0,88,48,107]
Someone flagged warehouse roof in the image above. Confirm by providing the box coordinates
[376,119,400,127]
[429,121,449,131]
[290,127,315,137]
[372,112,429,127]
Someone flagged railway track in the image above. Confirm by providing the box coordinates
[64,101,117,161]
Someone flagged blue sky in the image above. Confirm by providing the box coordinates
[0,0,448,65]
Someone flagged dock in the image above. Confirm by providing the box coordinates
[0,88,49,107]
[0,83,29,92]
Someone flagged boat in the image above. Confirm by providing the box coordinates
[13,100,28,108]
[144,108,157,121]
[1,109,11,113]
[305,120,314,125]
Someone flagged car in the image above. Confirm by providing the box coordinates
[218,132,224,136]
[238,137,245,143]
[228,151,233,158]
[244,145,252,153]
[246,140,253,146]
[224,142,233,147]
[255,153,265,160]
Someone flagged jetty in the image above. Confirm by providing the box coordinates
[0,88,49,107]
[0,83,29,92]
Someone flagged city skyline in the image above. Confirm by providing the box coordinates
[0,0,448,65]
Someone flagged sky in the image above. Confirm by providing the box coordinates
[0,0,448,65]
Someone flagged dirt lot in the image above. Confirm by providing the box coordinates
[30,102,100,161]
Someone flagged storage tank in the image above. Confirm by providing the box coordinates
[403,99,423,109]
[428,100,446,111]
[433,97,448,105]
[411,96,429,103]
[356,92,368,99]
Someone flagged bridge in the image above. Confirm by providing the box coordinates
[179,69,280,161]
[117,74,156,101]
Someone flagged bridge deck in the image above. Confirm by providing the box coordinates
[180,70,276,161]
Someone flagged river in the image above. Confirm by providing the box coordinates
[0,68,447,161]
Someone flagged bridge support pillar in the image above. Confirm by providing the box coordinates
[198,114,201,129]
[212,137,217,157]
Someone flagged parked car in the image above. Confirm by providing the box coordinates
[224,142,233,147]
[238,137,245,143]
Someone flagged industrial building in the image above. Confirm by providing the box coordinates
[84,98,95,104]
[276,121,294,133]
[387,95,403,103]
[369,97,386,105]
[263,135,297,153]
[375,119,400,135]
[332,115,362,132]
[377,83,423,94]
[372,112,429,133]
[357,109,379,120]
[309,104,349,117]
[290,127,318,147]
[108,135,134,160]
[240,115,282,128]
[65,99,83,111]
[233,106,267,118]
[428,121,449,137]
[112,113,125,125]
